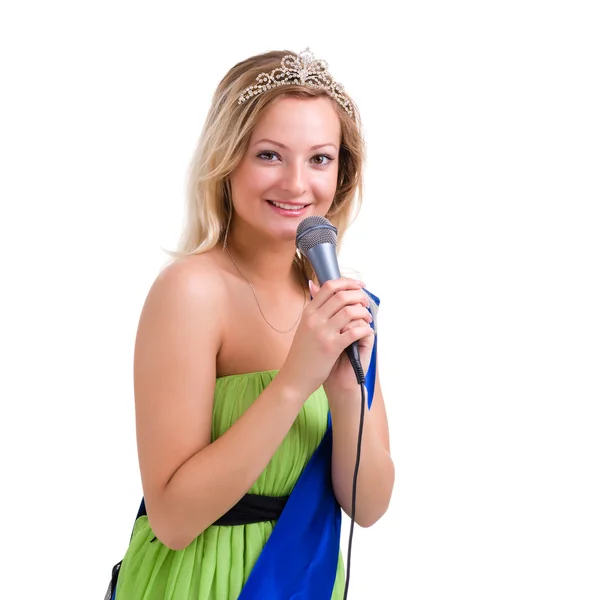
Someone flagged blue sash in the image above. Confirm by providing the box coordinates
[238,289,380,599]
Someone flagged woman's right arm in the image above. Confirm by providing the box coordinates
[134,258,308,550]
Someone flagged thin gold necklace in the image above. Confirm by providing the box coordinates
[224,244,307,334]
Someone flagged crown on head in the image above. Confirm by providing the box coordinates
[238,48,354,118]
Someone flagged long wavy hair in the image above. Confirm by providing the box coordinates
[167,49,367,289]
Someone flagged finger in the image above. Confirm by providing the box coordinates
[331,304,372,333]
[321,289,370,320]
[339,321,374,347]
[309,277,365,310]
[340,316,371,334]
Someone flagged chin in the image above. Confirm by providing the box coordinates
[275,224,302,241]
[266,214,312,236]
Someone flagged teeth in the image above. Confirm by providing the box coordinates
[271,201,306,210]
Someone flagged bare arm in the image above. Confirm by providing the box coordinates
[135,259,307,550]
[326,365,395,527]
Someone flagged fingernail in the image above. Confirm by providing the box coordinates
[355,279,366,287]
[308,280,314,294]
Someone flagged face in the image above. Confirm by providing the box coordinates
[229,95,341,242]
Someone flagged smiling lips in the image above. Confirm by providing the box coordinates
[266,200,309,215]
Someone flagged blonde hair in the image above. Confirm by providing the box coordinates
[166,49,366,289]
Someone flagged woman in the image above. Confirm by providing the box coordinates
[110,48,394,600]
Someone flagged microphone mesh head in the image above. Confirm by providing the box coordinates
[295,216,338,254]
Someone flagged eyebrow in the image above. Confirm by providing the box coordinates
[253,138,338,151]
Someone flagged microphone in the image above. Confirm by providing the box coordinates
[295,215,365,384]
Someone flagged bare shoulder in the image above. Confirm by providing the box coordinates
[145,252,227,318]
[134,251,227,504]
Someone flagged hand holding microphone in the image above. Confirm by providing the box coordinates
[307,278,375,396]
[279,216,373,398]
[280,277,372,398]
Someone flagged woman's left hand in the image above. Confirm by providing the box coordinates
[309,280,375,401]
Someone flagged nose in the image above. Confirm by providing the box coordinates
[280,160,307,198]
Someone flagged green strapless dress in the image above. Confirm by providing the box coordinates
[115,370,345,599]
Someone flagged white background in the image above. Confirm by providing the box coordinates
[1,1,599,598]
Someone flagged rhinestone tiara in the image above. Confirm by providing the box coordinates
[238,48,354,118]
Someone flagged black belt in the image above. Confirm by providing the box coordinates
[213,492,289,526]
[139,493,289,543]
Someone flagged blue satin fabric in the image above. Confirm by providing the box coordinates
[238,289,380,600]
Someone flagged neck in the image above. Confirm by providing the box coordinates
[224,222,304,289]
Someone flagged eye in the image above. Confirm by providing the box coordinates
[311,154,335,166]
[257,151,280,162]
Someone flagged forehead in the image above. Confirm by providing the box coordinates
[250,96,341,145]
